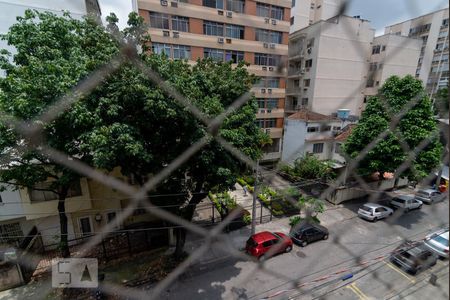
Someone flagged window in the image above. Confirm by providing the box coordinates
[265,118,276,128]
[376,81,380,86]
[305,59,313,68]
[152,43,171,56]
[30,180,82,202]
[369,62,377,71]
[332,126,341,131]
[225,24,245,39]
[204,48,224,61]
[320,125,331,132]
[255,119,265,128]
[172,16,189,32]
[292,0,295,7]
[307,126,319,132]
[266,78,280,88]
[0,194,2,204]
[372,45,381,54]
[107,212,117,223]
[436,43,444,51]
[256,98,265,108]
[204,21,224,36]
[313,143,324,153]
[443,18,449,26]
[307,38,314,48]
[226,0,245,13]
[381,45,386,51]
[203,0,223,9]
[366,79,374,87]
[301,98,308,105]
[290,17,294,25]
[271,5,284,20]
[256,3,270,18]
[255,29,282,44]
[173,45,191,59]
[409,23,431,36]
[266,99,278,109]
[79,217,92,236]
[254,53,281,66]
[150,12,169,29]
[225,50,244,63]
[303,79,310,87]
[0,223,23,243]
[335,143,341,153]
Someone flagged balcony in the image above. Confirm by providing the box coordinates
[286,87,303,95]
[288,67,305,78]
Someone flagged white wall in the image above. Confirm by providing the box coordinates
[33,214,76,248]
[281,120,307,164]
[0,184,25,222]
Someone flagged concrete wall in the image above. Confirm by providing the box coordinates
[281,119,307,164]
[0,185,25,222]
[0,263,23,291]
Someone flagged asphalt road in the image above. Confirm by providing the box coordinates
[161,198,449,300]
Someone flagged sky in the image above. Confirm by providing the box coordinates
[346,0,449,35]
[97,0,449,33]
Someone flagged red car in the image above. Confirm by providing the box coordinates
[245,231,293,261]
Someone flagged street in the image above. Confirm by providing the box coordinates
[161,198,449,300]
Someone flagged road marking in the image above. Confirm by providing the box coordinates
[346,283,369,300]
[384,261,416,283]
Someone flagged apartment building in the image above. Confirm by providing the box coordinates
[286,15,374,117]
[384,8,449,97]
[137,0,290,161]
[364,34,422,97]
[290,0,342,33]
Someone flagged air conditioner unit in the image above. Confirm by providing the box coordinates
[268,66,274,71]
[271,19,277,25]
[267,109,272,113]
[218,10,224,15]
[263,43,269,48]
[300,68,305,74]
[267,88,273,94]
[217,37,224,44]
[226,11,233,18]
[269,43,276,49]
[160,0,168,5]
[307,47,312,54]
[170,1,178,7]
[163,30,170,37]
[226,38,232,44]
[260,109,266,113]
[261,88,266,93]
[265,18,270,24]
[262,66,267,71]
[265,128,271,134]
[173,31,179,38]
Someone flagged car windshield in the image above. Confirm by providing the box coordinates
[393,198,406,203]
[418,190,431,196]
[432,235,449,246]
[246,238,257,247]
[360,205,372,212]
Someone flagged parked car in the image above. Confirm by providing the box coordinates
[389,194,422,212]
[424,228,449,258]
[415,188,446,204]
[357,203,393,221]
[245,231,293,261]
[389,241,438,275]
[289,222,329,247]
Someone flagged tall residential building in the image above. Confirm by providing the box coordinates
[137,0,290,162]
[384,8,449,97]
[364,34,422,98]
[286,15,374,117]
[290,0,342,33]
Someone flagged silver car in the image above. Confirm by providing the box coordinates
[424,228,449,258]
[415,188,446,204]
[358,203,394,221]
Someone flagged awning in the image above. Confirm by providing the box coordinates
[435,165,449,181]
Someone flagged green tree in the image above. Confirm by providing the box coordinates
[0,10,120,257]
[343,75,443,181]
[281,154,334,181]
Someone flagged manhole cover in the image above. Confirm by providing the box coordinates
[296,251,306,258]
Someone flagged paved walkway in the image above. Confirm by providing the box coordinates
[228,183,271,218]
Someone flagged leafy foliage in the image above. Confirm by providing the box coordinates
[343,75,443,181]
[280,155,335,181]
[434,86,449,118]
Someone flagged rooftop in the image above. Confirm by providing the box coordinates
[288,109,339,122]
[335,124,357,141]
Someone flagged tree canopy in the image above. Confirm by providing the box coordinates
[343,75,443,181]
[0,10,268,257]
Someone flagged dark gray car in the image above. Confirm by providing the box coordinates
[289,222,329,247]
[390,241,438,275]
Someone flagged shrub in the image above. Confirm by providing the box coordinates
[289,216,302,227]
[243,214,251,225]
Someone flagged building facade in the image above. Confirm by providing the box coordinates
[290,0,342,33]
[384,8,449,97]
[364,34,422,97]
[286,15,374,117]
[137,0,290,161]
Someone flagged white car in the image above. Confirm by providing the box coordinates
[389,194,422,212]
[415,188,446,204]
[424,228,449,258]
[358,203,394,221]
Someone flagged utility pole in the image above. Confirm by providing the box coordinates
[251,160,259,235]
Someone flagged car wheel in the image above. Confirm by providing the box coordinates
[405,208,410,213]
[323,234,329,240]
[389,212,393,216]
[418,205,422,209]
[258,255,266,262]
[285,246,292,253]
[301,240,308,247]
[373,217,379,222]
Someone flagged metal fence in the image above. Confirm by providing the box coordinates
[0,0,448,299]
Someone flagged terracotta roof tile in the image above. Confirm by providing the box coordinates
[335,124,356,141]
[288,109,339,121]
